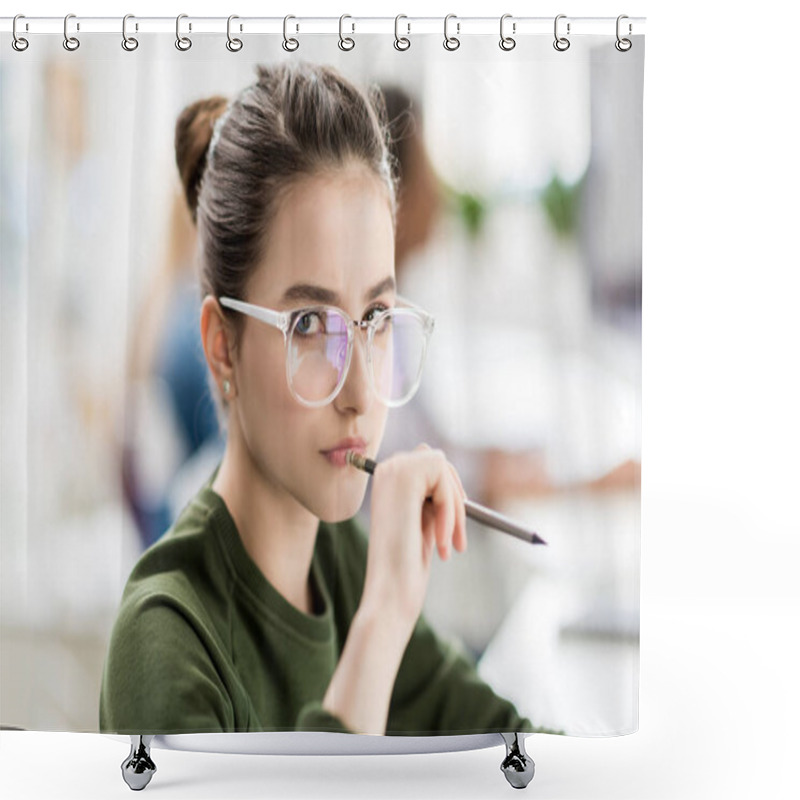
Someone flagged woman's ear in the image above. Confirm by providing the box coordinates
[200,295,236,399]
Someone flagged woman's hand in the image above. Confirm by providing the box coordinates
[361,444,467,645]
[321,445,466,734]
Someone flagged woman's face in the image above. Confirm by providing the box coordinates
[231,164,395,522]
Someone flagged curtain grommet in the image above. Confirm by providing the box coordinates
[443,14,460,51]
[615,15,632,51]
[394,14,410,51]
[122,14,139,51]
[282,15,299,52]
[338,14,355,51]
[553,14,571,52]
[499,14,516,51]
[12,14,29,51]
[63,14,80,51]
[175,14,192,51]
[226,15,243,52]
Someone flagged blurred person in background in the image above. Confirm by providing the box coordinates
[121,189,224,548]
[375,85,640,511]
[366,86,641,660]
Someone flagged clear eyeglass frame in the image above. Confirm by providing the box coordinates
[218,294,435,408]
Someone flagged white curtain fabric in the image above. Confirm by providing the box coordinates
[1,31,642,735]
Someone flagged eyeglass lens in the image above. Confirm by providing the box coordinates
[288,309,426,405]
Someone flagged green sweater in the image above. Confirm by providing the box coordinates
[99,472,534,736]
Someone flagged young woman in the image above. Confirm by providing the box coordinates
[100,61,534,737]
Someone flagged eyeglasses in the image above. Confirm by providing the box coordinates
[219,295,435,408]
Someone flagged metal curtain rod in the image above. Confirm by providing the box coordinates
[1,16,646,37]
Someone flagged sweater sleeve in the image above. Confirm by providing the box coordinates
[99,591,235,734]
[296,702,353,733]
[386,612,539,736]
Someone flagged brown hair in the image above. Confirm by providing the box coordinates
[175,61,398,348]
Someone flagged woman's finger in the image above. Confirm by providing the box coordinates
[409,446,464,561]
[436,474,456,561]
[447,462,467,553]
[421,502,436,565]
[448,461,467,500]
[442,462,461,560]
[419,450,452,561]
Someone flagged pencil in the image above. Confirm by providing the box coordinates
[345,450,547,546]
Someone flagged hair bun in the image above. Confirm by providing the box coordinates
[175,96,229,222]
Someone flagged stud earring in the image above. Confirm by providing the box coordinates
[223,379,231,396]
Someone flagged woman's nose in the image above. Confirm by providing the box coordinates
[333,329,372,415]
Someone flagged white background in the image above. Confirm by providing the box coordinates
[2,1,799,799]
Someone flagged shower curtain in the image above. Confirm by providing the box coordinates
[0,13,643,782]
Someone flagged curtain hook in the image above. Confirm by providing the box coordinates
[175,14,192,51]
[12,14,29,52]
[499,13,516,51]
[226,15,243,51]
[283,15,299,51]
[338,14,355,51]
[394,14,410,51]
[615,15,632,51]
[553,14,571,52]
[63,13,80,51]
[444,14,460,51]
[122,14,139,51]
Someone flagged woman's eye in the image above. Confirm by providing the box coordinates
[295,311,324,336]
[365,305,392,334]
[364,305,389,324]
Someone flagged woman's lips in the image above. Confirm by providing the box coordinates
[321,440,366,468]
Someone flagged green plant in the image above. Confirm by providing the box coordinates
[540,173,583,240]
[441,181,489,240]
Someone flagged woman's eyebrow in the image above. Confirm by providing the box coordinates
[366,276,395,301]
[280,276,395,306]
